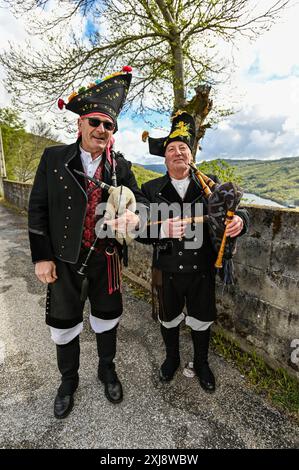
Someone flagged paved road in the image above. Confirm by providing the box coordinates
[0,202,298,449]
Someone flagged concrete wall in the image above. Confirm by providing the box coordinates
[127,206,299,378]
[3,180,299,377]
[0,177,4,198]
[216,206,299,376]
[0,128,7,197]
[3,180,32,211]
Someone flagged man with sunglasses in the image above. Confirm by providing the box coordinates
[28,67,149,418]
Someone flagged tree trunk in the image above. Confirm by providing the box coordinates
[170,35,186,111]
[184,85,213,161]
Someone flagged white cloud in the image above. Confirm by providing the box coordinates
[114,117,163,165]
[243,10,298,79]
[1,1,299,164]
[283,115,299,135]
[121,0,299,162]
[200,1,299,161]
[0,7,27,106]
[0,1,87,119]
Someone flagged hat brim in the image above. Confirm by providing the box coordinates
[148,136,193,157]
[148,137,167,157]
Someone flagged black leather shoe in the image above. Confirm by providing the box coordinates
[196,363,215,393]
[159,358,180,382]
[54,394,74,419]
[98,369,123,404]
[103,380,123,404]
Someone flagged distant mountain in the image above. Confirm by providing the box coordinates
[140,157,299,206]
[142,164,165,174]
[234,156,299,206]
[224,157,299,167]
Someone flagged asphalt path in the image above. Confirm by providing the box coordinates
[0,202,298,449]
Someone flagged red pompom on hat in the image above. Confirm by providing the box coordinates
[58,98,65,110]
[122,65,132,72]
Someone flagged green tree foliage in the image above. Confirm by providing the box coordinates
[198,159,243,184]
[0,0,291,157]
[0,107,26,180]
[0,107,59,182]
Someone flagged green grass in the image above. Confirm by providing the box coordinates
[123,275,152,304]
[212,330,299,420]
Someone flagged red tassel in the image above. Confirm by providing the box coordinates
[58,98,65,110]
[106,251,113,295]
[122,65,132,73]
[105,248,121,295]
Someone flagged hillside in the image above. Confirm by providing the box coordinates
[142,157,299,206]
[235,157,299,205]
[131,164,162,187]
[3,114,297,205]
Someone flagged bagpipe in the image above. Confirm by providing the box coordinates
[74,169,137,246]
[143,164,243,283]
[75,161,243,289]
[73,168,137,301]
[188,162,243,284]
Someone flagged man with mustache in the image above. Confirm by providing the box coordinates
[28,67,149,418]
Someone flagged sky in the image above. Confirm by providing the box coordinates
[1,1,299,165]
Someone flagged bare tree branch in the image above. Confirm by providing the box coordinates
[0,0,292,153]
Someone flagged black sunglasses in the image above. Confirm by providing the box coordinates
[83,117,115,131]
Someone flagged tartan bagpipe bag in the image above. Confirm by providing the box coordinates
[207,181,243,284]
[189,163,243,285]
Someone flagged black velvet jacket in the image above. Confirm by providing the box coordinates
[28,141,149,264]
[140,172,250,273]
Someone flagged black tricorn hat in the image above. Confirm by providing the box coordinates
[58,66,132,129]
[142,111,195,157]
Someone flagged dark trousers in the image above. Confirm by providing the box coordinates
[159,271,216,322]
[46,251,123,329]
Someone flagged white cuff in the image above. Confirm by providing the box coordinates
[89,314,121,333]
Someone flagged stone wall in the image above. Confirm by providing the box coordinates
[0,128,7,197]
[216,206,298,376]
[3,180,299,377]
[127,206,299,378]
[3,180,32,211]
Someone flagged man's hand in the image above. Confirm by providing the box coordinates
[161,216,187,238]
[105,209,140,235]
[225,215,244,238]
[35,261,58,284]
